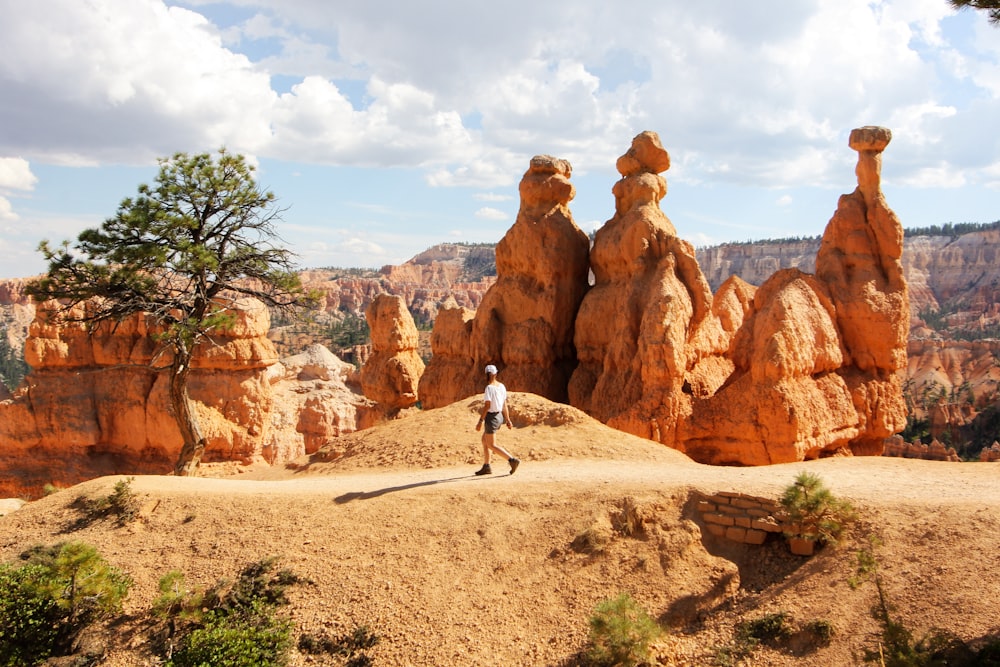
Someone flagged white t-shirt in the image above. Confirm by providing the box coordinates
[483,381,507,413]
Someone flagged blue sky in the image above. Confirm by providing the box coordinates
[1,0,998,279]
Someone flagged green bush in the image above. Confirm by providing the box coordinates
[0,542,131,666]
[804,619,835,645]
[0,564,66,666]
[736,612,792,647]
[780,472,855,546]
[585,592,661,667]
[158,558,304,667]
[74,477,141,527]
[166,604,293,667]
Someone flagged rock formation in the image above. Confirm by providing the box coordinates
[360,293,425,412]
[568,131,728,446]
[416,302,476,410]
[569,128,908,464]
[0,299,374,498]
[882,435,960,462]
[980,442,1000,462]
[266,344,378,457]
[420,155,591,405]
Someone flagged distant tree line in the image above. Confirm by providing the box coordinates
[903,220,1000,238]
[710,235,822,248]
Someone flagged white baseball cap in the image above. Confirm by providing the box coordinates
[485,364,498,375]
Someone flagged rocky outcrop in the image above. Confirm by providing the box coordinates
[380,243,497,285]
[980,442,1000,462]
[569,128,908,464]
[882,435,961,462]
[0,277,37,389]
[361,294,424,412]
[420,156,591,405]
[266,344,378,458]
[569,131,726,447]
[699,240,820,292]
[416,302,476,410]
[0,299,374,498]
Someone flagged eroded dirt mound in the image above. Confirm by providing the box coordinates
[259,392,691,477]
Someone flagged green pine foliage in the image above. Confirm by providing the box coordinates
[585,592,662,667]
[780,472,855,546]
[904,219,1000,238]
[0,542,131,666]
[156,558,305,667]
[166,605,294,667]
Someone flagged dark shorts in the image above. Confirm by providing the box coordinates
[484,412,503,434]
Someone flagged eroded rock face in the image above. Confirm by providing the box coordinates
[266,344,378,458]
[360,294,425,412]
[417,302,476,409]
[421,155,591,405]
[568,131,727,446]
[0,300,373,498]
[571,128,908,464]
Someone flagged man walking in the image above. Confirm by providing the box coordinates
[474,364,520,475]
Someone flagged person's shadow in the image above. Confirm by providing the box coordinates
[333,473,495,504]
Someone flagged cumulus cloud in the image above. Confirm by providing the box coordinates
[0,197,16,221]
[0,0,276,163]
[5,0,997,190]
[0,158,37,192]
[474,207,508,221]
[474,192,514,202]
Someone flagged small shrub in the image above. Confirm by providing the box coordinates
[0,542,131,666]
[804,619,835,645]
[0,563,65,666]
[571,524,612,555]
[853,537,990,666]
[152,570,205,624]
[585,592,661,667]
[106,477,141,524]
[74,477,141,526]
[158,558,305,667]
[611,497,647,537]
[736,611,792,647]
[780,472,855,546]
[715,611,834,664]
[166,605,293,667]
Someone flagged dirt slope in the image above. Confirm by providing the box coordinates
[2,393,1000,666]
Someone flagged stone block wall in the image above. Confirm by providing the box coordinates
[696,491,787,545]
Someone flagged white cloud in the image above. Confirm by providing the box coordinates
[474,207,508,221]
[776,195,793,207]
[5,0,994,191]
[0,0,276,163]
[0,158,37,192]
[474,193,513,203]
[0,196,17,221]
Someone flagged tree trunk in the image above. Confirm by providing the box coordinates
[170,351,206,476]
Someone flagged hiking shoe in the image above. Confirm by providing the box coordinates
[509,458,520,475]
[474,464,492,476]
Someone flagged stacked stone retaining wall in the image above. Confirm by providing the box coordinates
[696,491,787,545]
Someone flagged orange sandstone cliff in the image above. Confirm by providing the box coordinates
[360,293,424,412]
[419,155,590,406]
[0,298,373,498]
